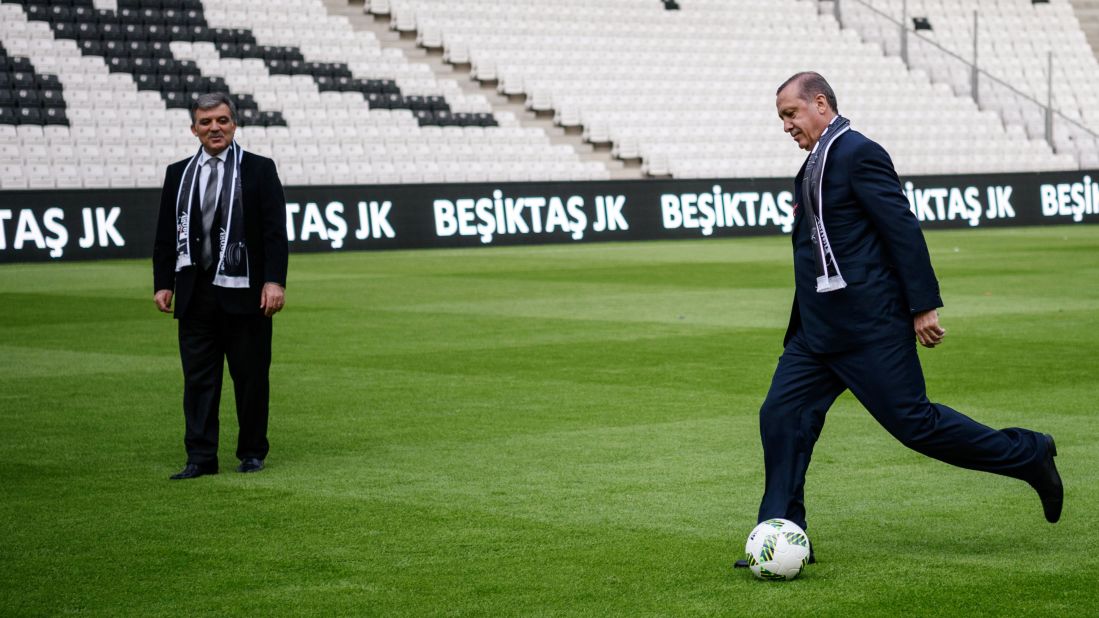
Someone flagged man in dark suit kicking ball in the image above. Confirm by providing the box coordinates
[153,93,288,480]
[735,72,1063,568]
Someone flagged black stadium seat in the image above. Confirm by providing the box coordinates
[107,57,133,73]
[9,71,36,88]
[99,23,125,41]
[405,96,431,112]
[103,40,129,56]
[118,8,143,25]
[43,107,69,125]
[16,107,42,124]
[232,93,258,111]
[131,57,157,75]
[13,89,41,108]
[46,6,73,22]
[212,28,255,45]
[157,74,181,91]
[22,4,50,21]
[283,60,311,76]
[40,90,65,108]
[122,23,145,40]
[74,22,98,40]
[181,74,227,93]
[50,22,80,40]
[162,90,195,109]
[1,42,65,129]
[216,42,240,57]
[5,0,489,128]
[37,74,61,90]
[237,43,266,60]
[71,7,97,23]
[134,73,158,90]
[77,40,104,56]
[258,111,284,126]
[238,107,258,124]
[8,57,32,73]
[145,24,168,41]
[146,41,173,58]
[181,25,215,42]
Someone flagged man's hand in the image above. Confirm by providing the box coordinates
[914,309,946,348]
[260,282,285,318]
[154,289,173,313]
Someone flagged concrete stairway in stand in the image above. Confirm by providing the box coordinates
[321,0,641,180]
[1072,0,1099,60]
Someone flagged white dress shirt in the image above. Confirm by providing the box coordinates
[197,148,228,208]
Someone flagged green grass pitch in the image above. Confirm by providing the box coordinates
[1,225,1097,616]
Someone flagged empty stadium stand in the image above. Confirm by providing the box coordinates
[1076,0,1099,58]
[374,0,1090,178]
[844,0,1099,168]
[0,40,67,126]
[0,0,605,188]
[1,0,1096,190]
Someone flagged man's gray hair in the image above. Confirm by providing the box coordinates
[189,92,238,125]
[776,72,839,114]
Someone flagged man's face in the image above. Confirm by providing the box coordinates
[191,103,236,155]
[776,85,833,151]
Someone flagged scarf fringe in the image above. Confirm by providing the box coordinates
[803,116,851,294]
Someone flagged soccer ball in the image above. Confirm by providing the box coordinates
[743,518,811,581]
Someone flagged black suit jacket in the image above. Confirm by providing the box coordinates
[153,150,288,318]
[784,129,942,354]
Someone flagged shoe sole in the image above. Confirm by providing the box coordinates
[1043,434,1062,524]
[169,471,218,480]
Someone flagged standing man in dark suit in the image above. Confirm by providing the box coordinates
[153,92,288,480]
[735,72,1063,568]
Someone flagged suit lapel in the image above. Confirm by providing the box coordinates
[189,177,203,256]
[791,156,809,236]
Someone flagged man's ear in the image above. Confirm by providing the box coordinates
[815,94,829,115]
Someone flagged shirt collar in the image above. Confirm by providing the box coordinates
[198,147,229,167]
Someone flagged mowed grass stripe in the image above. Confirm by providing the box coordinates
[389,287,791,329]
[0,345,177,379]
[275,309,761,360]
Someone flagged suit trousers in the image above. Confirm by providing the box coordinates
[178,270,272,467]
[757,332,1044,531]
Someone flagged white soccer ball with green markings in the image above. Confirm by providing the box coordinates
[744,518,811,581]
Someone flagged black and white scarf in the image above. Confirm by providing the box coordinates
[801,115,851,293]
[173,141,249,288]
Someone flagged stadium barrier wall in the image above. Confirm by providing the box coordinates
[1,169,1098,263]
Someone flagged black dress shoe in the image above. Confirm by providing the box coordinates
[1029,434,1063,523]
[169,463,217,480]
[236,458,264,473]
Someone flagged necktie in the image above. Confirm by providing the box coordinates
[200,158,220,270]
